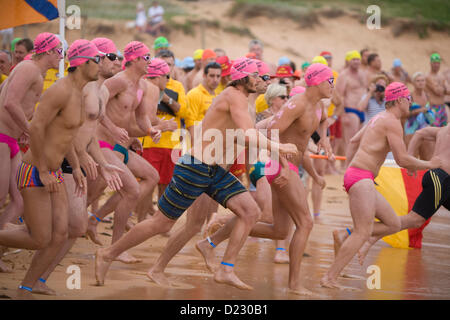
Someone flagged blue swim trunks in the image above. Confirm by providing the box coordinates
[345,107,365,123]
[157,154,248,220]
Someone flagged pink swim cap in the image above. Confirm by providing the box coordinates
[146,58,170,77]
[304,63,333,86]
[92,37,117,56]
[124,41,150,63]
[385,82,410,102]
[67,39,99,67]
[23,53,33,61]
[255,59,270,75]
[289,86,306,97]
[34,32,60,54]
[230,57,258,81]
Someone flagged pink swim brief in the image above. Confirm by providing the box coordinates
[343,166,375,193]
[265,160,299,185]
[0,133,20,159]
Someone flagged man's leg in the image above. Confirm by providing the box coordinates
[148,194,216,285]
[33,174,88,295]
[341,113,361,160]
[213,192,260,290]
[311,158,326,217]
[320,180,376,290]
[86,150,141,264]
[0,152,23,228]
[95,210,176,286]
[17,184,69,298]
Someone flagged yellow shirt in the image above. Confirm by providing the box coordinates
[43,67,68,92]
[327,70,339,117]
[0,74,7,84]
[255,94,269,113]
[142,78,189,150]
[215,81,226,96]
[185,83,217,128]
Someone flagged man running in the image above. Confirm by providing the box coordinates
[85,41,161,263]
[198,63,334,296]
[94,57,298,290]
[0,33,62,273]
[320,82,441,290]
[0,39,99,298]
[31,37,124,295]
[354,124,449,264]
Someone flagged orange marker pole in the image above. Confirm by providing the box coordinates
[309,154,346,161]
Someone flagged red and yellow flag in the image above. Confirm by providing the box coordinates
[0,0,59,30]
[375,167,431,249]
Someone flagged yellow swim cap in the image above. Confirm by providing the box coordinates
[312,56,328,66]
[345,50,361,62]
[193,49,204,60]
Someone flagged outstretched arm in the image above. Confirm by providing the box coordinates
[407,126,440,157]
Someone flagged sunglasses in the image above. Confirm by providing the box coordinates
[260,74,271,81]
[105,53,118,61]
[166,74,170,80]
[278,95,288,100]
[71,55,101,64]
[140,55,151,62]
[327,77,334,85]
[55,48,63,55]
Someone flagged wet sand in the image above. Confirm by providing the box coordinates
[0,174,449,300]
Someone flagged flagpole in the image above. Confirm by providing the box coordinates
[57,0,66,79]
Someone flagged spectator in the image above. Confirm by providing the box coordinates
[357,74,388,124]
[389,58,411,84]
[147,1,165,36]
[135,2,147,33]
[12,38,33,69]
[0,50,12,80]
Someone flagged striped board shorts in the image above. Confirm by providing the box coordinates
[157,154,248,220]
[16,161,64,190]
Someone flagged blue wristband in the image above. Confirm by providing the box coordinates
[346,228,352,236]
[207,236,216,248]
[39,278,46,283]
[276,248,286,251]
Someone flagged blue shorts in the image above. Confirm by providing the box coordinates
[345,107,365,123]
[157,154,248,220]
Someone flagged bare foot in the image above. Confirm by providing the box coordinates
[289,285,316,296]
[333,229,349,257]
[357,240,374,266]
[0,259,12,273]
[15,288,35,300]
[95,248,113,286]
[147,267,171,287]
[274,250,289,264]
[214,267,253,290]
[32,281,56,296]
[195,240,217,273]
[320,276,360,291]
[86,220,103,246]
[114,251,142,264]
[202,212,224,238]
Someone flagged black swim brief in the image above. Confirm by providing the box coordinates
[412,168,449,220]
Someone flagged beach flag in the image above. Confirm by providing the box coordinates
[0,0,59,30]
[375,165,431,249]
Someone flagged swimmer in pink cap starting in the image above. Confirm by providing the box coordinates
[200,63,333,296]
[95,57,298,290]
[0,32,62,273]
[320,82,441,291]
[0,39,100,298]
[31,37,125,295]
[87,40,164,264]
